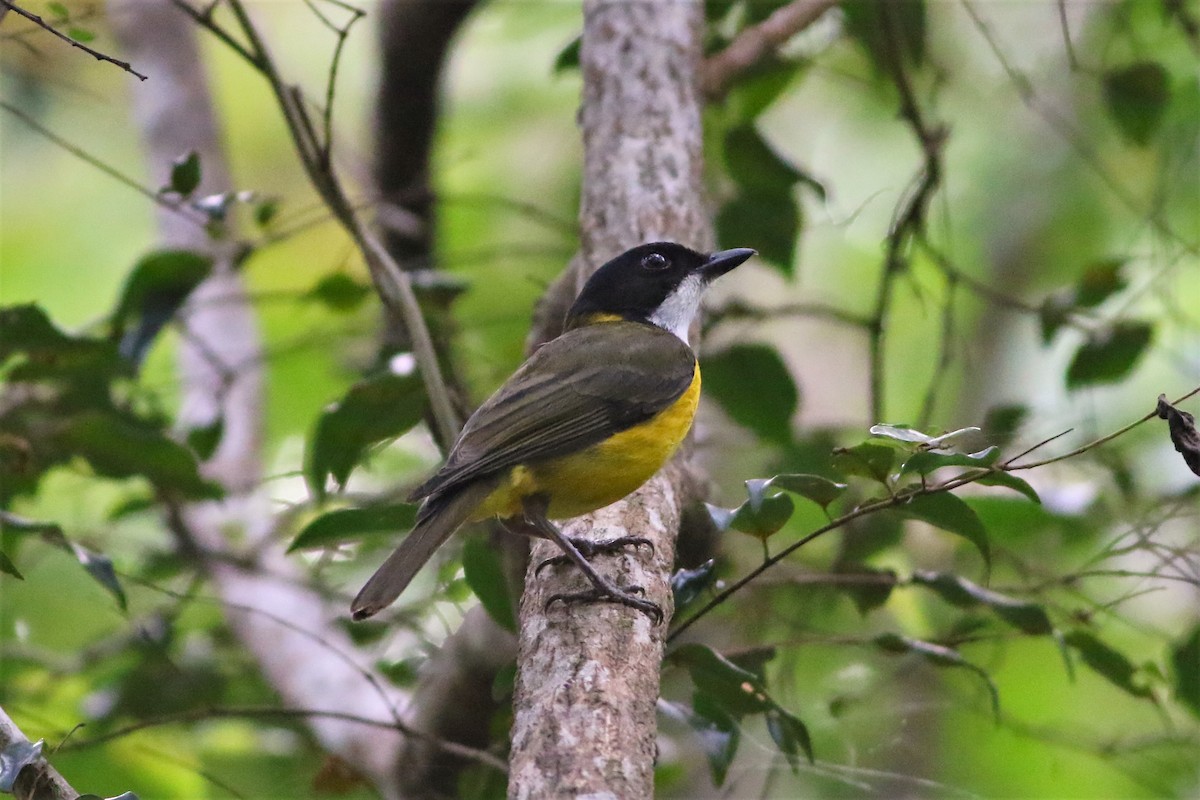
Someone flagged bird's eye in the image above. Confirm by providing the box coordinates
[641,253,670,270]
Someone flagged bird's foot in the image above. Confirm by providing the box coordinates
[534,536,655,576]
[545,583,664,624]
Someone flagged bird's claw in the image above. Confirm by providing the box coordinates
[534,536,655,576]
[545,586,664,624]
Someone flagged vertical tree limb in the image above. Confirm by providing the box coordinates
[508,1,712,797]
[108,1,407,792]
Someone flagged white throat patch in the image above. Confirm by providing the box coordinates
[648,273,704,345]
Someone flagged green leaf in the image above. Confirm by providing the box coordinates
[831,442,895,485]
[186,417,223,460]
[873,632,1000,719]
[724,125,804,194]
[0,304,122,380]
[1064,630,1152,699]
[911,571,1053,635]
[254,198,279,227]
[671,559,716,610]
[288,503,418,552]
[308,274,372,312]
[983,404,1027,448]
[766,706,814,769]
[306,371,427,498]
[870,424,933,444]
[1171,624,1200,718]
[974,471,1041,504]
[1066,322,1153,389]
[765,473,847,510]
[672,643,774,715]
[836,564,896,615]
[702,344,798,446]
[726,57,805,121]
[462,535,516,632]
[57,411,221,499]
[901,493,991,571]
[75,546,127,610]
[669,697,740,787]
[0,738,44,793]
[553,35,581,74]
[842,0,926,75]
[48,1,69,21]
[730,491,794,541]
[68,26,95,42]
[112,250,212,364]
[900,447,999,476]
[716,193,799,276]
[168,151,201,197]
[1103,62,1171,146]
[1074,259,1128,308]
[0,550,23,579]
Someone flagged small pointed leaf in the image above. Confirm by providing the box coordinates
[1103,62,1171,146]
[831,442,895,485]
[1064,630,1152,699]
[1171,624,1200,718]
[671,559,716,610]
[1066,322,1153,389]
[168,151,201,196]
[767,473,847,510]
[462,535,516,632]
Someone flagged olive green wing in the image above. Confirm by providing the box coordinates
[411,322,695,502]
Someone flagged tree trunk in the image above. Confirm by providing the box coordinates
[507,1,712,797]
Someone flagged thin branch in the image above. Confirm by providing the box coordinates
[59,705,508,773]
[916,272,958,430]
[669,385,1200,640]
[1056,0,1079,70]
[0,0,148,79]
[1006,384,1200,470]
[0,100,199,225]
[175,0,462,447]
[701,0,838,99]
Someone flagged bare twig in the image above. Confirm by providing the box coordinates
[701,0,838,99]
[172,0,462,447]
[0,0,148,79]
[670,385,1200,639]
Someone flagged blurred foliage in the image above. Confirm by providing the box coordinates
[1,0,1198,798]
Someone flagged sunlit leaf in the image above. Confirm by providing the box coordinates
[306,371,427,498]
[1103,61,1171,146]
[288,503,418,552]
[68,26,95,42]
[870,423,932,444]
[730,491,794,541]
[900,447,999,476]
[765,473,847,510]
[703,344,798,446]
[901,493,991,571]
[462,535,516,632]
[1066,322,1153,389]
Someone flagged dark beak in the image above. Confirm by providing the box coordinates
[702,247,756,281]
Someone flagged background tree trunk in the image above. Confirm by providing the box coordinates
[507,1,712,797]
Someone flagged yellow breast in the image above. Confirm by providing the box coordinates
[469,363,701,521]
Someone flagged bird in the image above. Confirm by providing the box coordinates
[351,241,756,623]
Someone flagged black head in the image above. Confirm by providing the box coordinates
[565,242,755,339]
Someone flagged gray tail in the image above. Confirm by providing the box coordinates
[350,482,493,620]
